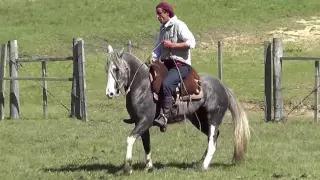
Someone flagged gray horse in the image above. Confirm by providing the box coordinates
[105,45,250,174]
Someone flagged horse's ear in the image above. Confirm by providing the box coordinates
[116,47,125,58]
[119,47,125,57]
[107,45,114,53]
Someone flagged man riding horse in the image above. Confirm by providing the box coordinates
[106,2,250,172]
[152,1,196,131]
[124,2,196,131]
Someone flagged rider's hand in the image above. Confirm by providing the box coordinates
[145,57,156,67]
[163,40,173,48]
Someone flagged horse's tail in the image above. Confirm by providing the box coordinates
[226,88,250,164]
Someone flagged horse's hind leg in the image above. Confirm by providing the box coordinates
[202,124,220,170]
[202,109,226,170]
[188,109,210,162]
[141,129,153,171]
[188,108,222,170]
[200,128,221,161]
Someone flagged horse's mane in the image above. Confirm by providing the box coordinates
[119,51,150,74]
[124,52,148,66]
[110,48,148,67]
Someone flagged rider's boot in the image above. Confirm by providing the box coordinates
[154,96,174,132]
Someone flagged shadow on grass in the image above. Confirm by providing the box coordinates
[42,161,234,174]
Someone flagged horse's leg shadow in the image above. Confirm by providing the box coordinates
[41,161,233,175]
[42,163,123,174]
[150,161,234,171]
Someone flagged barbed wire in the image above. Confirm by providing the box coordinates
[280,83,320,123]
[3,42,112,117]
[223,77,264,80]
[282,87,318,91]
[11,63,74,79]
[220,62,264,65]
[7,59,79,115]
[58,63,73,77]
[7,40,317,120]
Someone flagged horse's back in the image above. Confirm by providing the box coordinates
[198,72,224,87]
[198,72,229,99]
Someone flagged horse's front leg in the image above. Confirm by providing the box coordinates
[123,119,152,175]
[141,129,153,172]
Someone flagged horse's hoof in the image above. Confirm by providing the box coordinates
[196,163,209,172]
[123,165,132,175]
[123,119,135,124]
[123,168,132,175]
[160,127,167,132]
[202,167,210,171]
[198,166,209,172]
[145,166,154,172]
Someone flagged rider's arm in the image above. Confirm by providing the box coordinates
[172,22,196,49]
[152,29,162,61]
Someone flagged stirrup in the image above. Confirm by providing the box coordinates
[159,112,167,120]
[154,113,168,132]
[159,113,168,132]
[155,113,168,124]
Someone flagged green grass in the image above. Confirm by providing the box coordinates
[0,113,319,180]
[1,0,320,107]
[1,0,320,179]
[1,0,320,54]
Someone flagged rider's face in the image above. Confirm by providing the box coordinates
[156,8,170,24]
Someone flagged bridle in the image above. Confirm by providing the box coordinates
[106,42,162,96]
[107,51,145,96]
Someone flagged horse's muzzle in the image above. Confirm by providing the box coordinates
[106,88,120,99]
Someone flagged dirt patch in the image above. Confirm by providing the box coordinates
[224,35,263,45]
[241,100,317,119]
[268,16,320,42]
[198,16,320,51]
[197,17,320,117]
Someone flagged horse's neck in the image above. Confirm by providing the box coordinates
[124,53,149,91]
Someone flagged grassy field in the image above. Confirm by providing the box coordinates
[1,0,320,179]
[0,113,319,180]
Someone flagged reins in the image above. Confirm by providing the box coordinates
[124,62,144,95]
[107,42,202,132]
[108,42,163,96]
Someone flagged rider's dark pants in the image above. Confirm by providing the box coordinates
[162,60,191,98]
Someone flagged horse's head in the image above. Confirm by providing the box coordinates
[105,45,129,99]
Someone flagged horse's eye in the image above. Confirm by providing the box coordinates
[111,65,117,72]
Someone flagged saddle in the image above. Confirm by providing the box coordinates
[149,60,203,102]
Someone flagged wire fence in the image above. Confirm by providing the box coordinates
[1,33,319,122]
[119,36,268,112]
[265,38,320,122]
[0,39,87,120]
[207,39,266,109]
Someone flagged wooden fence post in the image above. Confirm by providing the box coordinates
[8,40,20,120]
[127,40,132,54]
[42,61,47,119]
[77,39,88,121]
[0,44,7,120]
[218,41,223,81]
[272,38,283,122]
[264,41,272,122]
[314,61,319,123]
[71,38,81,119]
